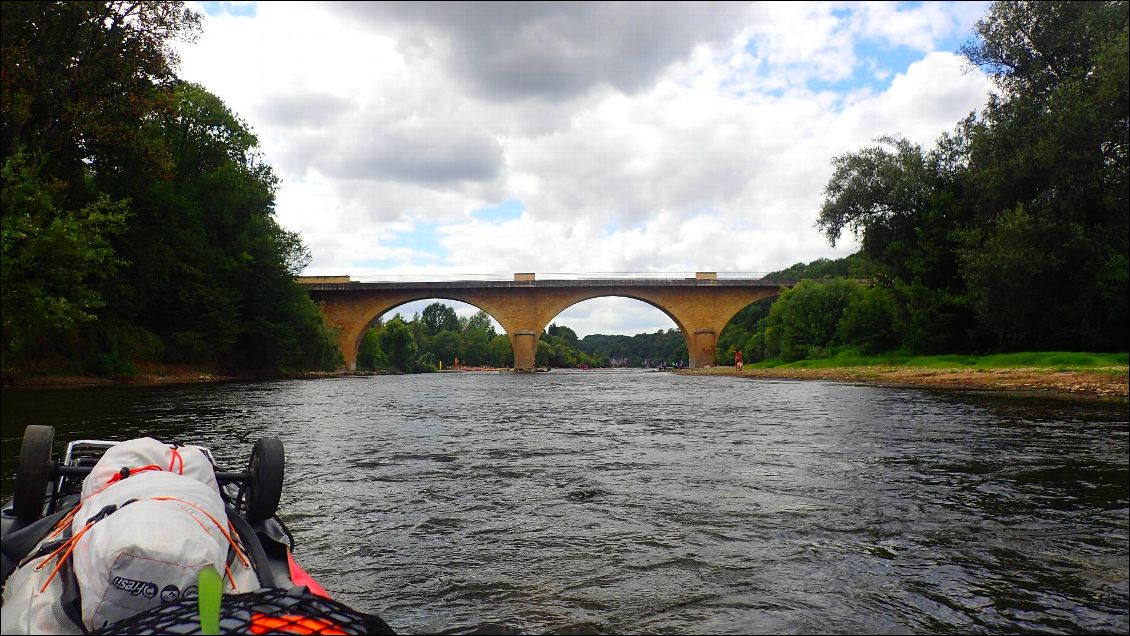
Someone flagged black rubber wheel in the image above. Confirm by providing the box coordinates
[245,438,284,523]
[13,425,55,521]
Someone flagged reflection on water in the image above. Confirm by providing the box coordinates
[2,371,1127,634]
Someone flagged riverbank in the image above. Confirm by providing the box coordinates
[1,362,237,389]
[680,365,1129,400]
[6,360,1126,400]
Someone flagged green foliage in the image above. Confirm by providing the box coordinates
[836,286,900,355]
[357,326,390,371]
[413,351,438,373]
[535,339,552,367]
[764,279,864,361]
[360,303,701,371]
[762,254,876,281]
[376,317,418,372]
[1,1,201,189]
[1,3,341,377]
[955,1,1129,350]
[421,302,460,336]
[577,328,688,367]
[359,306,519,371]
[816,1,1128,355]
[1,153,129,369]
[460,311,495,365]
[547,323,579,345]
[431,330,462,367]
[489,335,514,367]
[465,310,497,339]
[752,351,1127,371]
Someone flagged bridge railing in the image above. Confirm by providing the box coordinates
[316,272,785,283]
[536,272,777,280]
[346,273,513,283]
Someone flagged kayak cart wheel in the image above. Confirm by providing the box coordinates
[13,425,55,521]
[245,437,284,523]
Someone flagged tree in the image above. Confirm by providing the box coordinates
[431,330,462,366]
[816,2,1128,354]
[377,317,417,372]
[489,335,513,367]
[764,279,863,361]
[1,1,201,194]
[547,323,579,346]
[0,3,343,376]
[535,339,551,367]
[957,0,1129,350]
[1,154,129,367]
[113,82,338,371]
[1,1,197,372]
[356,325,388,371]
[421,302,460,335]
[465,310,497,339]
[836,286,900,355]
[817,134,971,291]
[960,1,1127,100]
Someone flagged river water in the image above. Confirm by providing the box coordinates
[2,370,1127,634]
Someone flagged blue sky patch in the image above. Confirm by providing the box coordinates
[472,199,525,222]
[806,27,972,95]
[741,3,979,96]
[201,2,257,18]
[354,257,401,269]
[385,221,446,262]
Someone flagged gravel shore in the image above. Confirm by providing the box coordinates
[6,363,1126,401]
[680,365,1129,400]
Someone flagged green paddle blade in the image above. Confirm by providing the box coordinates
[197,566,222,635]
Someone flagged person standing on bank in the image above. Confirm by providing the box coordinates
[734,349,744,371]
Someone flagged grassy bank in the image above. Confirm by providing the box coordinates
[751,351,1128,372]
[685,351,1128,400]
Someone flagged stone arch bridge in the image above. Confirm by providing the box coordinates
[298,273,794,371]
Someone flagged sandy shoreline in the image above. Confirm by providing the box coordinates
[679,365,1129,400]
[5,364,1127,401]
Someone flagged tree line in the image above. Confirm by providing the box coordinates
[355,302,693,373]
[356,304,513,372]
[2,2,341,378]
[806,1,1127,357]
[719,1,1128,364]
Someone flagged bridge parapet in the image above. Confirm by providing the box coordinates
[296,275,351,284]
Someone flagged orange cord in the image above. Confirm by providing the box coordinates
[36,520,96,593]
[47,447,197,540]
[168,446,184,474]
[36,494,249,594]
[149,496,249,568]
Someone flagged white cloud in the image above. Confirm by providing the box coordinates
[328,1,755,100]
[855,1,971,52]
[176,1,994,336]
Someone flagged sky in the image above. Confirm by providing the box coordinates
[177,1,994,337]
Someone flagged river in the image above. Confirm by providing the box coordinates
[2,370,1127,634]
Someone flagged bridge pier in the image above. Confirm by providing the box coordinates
[511,330,540,371]
[689,328,717,369]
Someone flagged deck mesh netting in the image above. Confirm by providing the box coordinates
[91,586,396,635]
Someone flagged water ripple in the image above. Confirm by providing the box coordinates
[2,370,1127,634]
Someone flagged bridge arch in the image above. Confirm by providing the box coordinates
[539,293,693,365]
[315,291,518,371]
[302,278,789,371]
